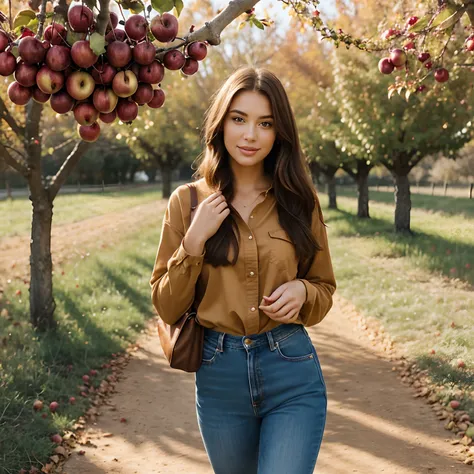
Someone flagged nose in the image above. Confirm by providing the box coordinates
[243,123,257,141]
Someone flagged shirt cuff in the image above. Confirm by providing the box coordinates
[176,239,205,268]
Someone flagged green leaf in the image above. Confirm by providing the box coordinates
[430,4,458,29]
[408,15,430,33]
[130,4,145,13]
[13,10,36,29]
[252,18,264,30]
[90,32,106,56]
[13,17,38,36]
[117,0,145,12]
[151,0,174,14]
[174,0,184,17]
[435,6,466,31]
[66,29,85,46]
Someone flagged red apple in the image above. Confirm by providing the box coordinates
[68,5,94,33]
[74,102,99,126]
[133,41,156,65]
[0,51,16,76]
[44,23,67,45]
[71,40,98,69]
[132,83,153,105]
[36,65,64,94]
[150,13,178,42]
[100,110,117,123]
[116,98,138,122]
[69,396,76,404]
[46,45,71,71]
[186,41,207,61]
[389,49,407,67]
[93,87,118,113]
[82,374,90,383]
[425,61,433,69]
[407,16,418,26]
[138,60,164,84]
[50,90,75,114]
[417,52,430,63]
[466,39,474,52]
[32,86,50,103]
[49,401,59,413]
[378,57,394,75]
[78,122,101,142]
[0,30,9,52]
[434,68,449,83]
[450,400,460,409]
[182,58,199,75]
[33,400,43,411]
[7,82,32,105]
[106,41,132,68]
[91,63,116,85]
[404,41,415,50]
[66,71,95,100]
[163,50,185,70]
[89,369,98,376]
[105,28,127,43]
[457,359,465,368]
[148,88,165,108]
[18,36,47,65]
[112,70,138,98]
[14,61,38,87]
[125,14,148,42]
[51,434,62,444]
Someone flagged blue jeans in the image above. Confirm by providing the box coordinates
[195,323,327,474]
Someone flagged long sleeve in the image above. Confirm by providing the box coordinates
[150,187,205,325]
[297,201,337,327]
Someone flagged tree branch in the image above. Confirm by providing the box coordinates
[96,0,110,36]
[0,141,30,177]
[36,0,48,39]
[47,141,91,200]
[0,96,25,138]
[54,0,69,22]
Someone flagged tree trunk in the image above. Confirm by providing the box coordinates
[393,173,412,234]
[30,189,56,330]
[160,164,172,198]
[356,165,370,218]
[327,174,337,209]
[145,169,157,183]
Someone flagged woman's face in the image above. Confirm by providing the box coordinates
[223,90,277,169]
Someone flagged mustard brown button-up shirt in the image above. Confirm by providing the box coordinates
[150,178,336,336]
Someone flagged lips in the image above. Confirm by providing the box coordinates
[238,146,260,151]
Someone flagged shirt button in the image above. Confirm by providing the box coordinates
[248,235,253,240]
[250,307,256,312]
[249,271,255,276]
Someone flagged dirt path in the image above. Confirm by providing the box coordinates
[0,200,167,288]
[61,296,472,474]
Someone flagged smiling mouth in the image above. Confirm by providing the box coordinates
[238,146,260,151]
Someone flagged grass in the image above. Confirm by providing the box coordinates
[322,192,474,416]
[0,184,172,240]
[0,216,162,473]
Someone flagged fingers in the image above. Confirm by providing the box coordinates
[265,301,297,320]
[260,295,288,314]
[215,200,228,213]
[206,191,224,204]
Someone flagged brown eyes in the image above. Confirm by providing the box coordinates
[231,116,273,128]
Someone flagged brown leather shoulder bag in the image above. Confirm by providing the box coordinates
[156,183,204,372]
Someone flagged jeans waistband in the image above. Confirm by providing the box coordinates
[203,323,306,351]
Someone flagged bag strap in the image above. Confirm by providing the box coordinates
[187,183,198,224]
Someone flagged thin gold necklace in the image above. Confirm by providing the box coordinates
[234,192,264,208]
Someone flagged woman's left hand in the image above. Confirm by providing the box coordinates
[259,280,307,323]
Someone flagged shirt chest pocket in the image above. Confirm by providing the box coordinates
[266,229,298,276]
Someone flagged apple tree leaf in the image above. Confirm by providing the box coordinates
[252,18,264,30]
[151,0,174,14]
[174,0,184,17]
[90,32,106,56]
[435,6,466,31]
[13,10,36,29]
[430,4,458,29]
[13,18,38,36]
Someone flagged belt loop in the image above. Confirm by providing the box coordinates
[266,330,276,351]
[217,332,225,352]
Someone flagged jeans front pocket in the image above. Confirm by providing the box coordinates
[201,336,221,365]
[275,328,315,362]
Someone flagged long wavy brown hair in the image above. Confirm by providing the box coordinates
[193,66,326,278]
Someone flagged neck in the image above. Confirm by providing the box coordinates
[231,161,271,194]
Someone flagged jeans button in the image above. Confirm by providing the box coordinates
[244,338,252,345]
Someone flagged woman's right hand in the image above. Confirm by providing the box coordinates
[184,191,230,254]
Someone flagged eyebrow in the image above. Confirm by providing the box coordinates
[229,109,274,119]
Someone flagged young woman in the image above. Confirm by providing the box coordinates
[150,66,336,474]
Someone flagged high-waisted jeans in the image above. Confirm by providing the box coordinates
[195,323,327,474]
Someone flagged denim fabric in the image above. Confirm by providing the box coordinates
[195,323,327,474]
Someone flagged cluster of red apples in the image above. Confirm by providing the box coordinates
[378,16,450,90]
[0,5,208,142]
